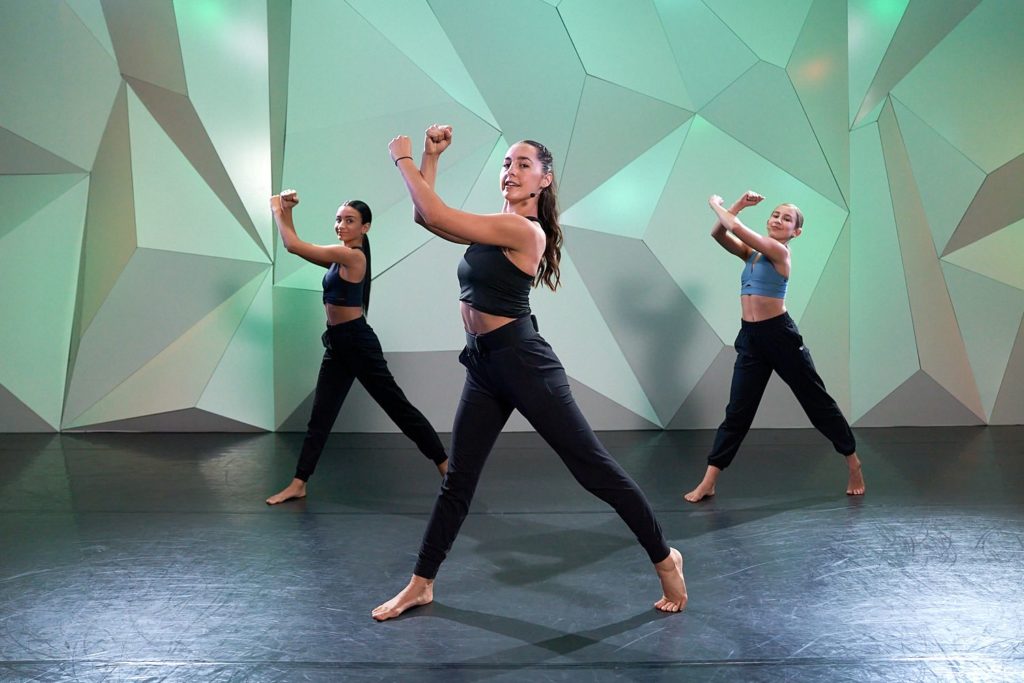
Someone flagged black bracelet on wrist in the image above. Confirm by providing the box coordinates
[393,156,413,166]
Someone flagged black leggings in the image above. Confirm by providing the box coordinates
[414,315,670,580]
[707,312,856,470]
[294,317,448,481]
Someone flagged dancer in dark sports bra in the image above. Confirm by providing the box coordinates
[372,124,687,621]
[266,191,448,505]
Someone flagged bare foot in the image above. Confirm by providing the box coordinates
[372,576,434,621]
[846,454,865,496]
[266,478,307,505]
[437,458,449,477]
[654,547,687,612]
[683,482,715,503]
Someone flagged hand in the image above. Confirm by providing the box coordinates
[270,189,299,213]
[424,124,453,156]
[734,191,763,210]
[280,189,299,209]
[708,194,725,208]
[389,135,413,164]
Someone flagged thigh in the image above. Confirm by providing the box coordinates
[309,347,357,418]
[447,350,514,480]
[726,330,773,412]
[498,338,620,475]
[765,321,834,403]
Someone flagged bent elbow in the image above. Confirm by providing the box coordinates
[418,207,439,226]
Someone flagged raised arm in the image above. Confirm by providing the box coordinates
[413,125,470,245]
[389,134,536,251]
[709,192,789,264]
[271,191,363,270]
[710,192,760,260]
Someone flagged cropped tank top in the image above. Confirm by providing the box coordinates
[322,247,365,307]
[740,250,788,299]
[458,243,534,318]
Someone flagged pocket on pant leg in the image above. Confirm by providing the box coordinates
[798,344,818,373]
[513,338,571,400]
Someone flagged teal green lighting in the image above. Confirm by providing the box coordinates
[178,0,227,28]
[870,0,908,22]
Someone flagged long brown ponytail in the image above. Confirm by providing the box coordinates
[343,199,373,313]
[521,140,562,291]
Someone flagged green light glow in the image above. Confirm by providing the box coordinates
[870,0,908,22]
[177,0,227,28]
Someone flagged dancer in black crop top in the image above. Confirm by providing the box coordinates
[372,125,687,621]
[266,191,448,505]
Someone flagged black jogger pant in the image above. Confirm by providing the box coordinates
[707,312,856,470]
[413,315,670,580]
[294,316,448,481]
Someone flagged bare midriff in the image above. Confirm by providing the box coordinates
[461,302,518,335]
[740,294,787,323]
[325,303,364,325]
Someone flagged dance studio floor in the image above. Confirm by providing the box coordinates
[1,427,1022,681]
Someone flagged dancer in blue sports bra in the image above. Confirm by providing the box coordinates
[683,191,865,503]
[266,191,448,505]
[371,124,687,621]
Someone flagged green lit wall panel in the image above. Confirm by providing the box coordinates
[942,263,1024,420]
[655,0,758,111]
[0,1,1021,431]
[0,180,89,429]
[849,123,917,420]
[197,270,276,430]
[559,0,692,109]
[563,121,691,239]
[703,0,813,68]
[848,0,908,126]
[891,0,1023,172]
[0,1,120,169]
[176,0,274,252]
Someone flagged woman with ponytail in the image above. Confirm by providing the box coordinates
[266,191,448,505]
[371,125,687,621]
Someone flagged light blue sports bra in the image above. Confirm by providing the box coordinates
[740,250,787,299]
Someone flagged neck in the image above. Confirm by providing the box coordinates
[343,238,363,249]
[502,198,538,217]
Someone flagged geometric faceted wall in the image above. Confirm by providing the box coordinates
[1,0,1022,433]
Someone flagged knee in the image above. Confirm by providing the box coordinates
[439,469,478,505]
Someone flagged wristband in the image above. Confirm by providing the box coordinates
[393,156,413,166]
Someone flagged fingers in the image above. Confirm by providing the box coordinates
[425,123,453,136]
[278,188,299,208]
[388,135,413,161]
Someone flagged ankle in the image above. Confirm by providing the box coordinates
[409,575,434,589]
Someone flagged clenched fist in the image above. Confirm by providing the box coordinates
[271,189,299,213]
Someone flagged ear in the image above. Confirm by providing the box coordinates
[540,171,553,189]
[793,227,802,239]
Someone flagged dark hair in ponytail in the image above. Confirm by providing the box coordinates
[520,140,562,291]
[343,199,373,313]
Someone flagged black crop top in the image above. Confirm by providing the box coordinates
[322,247,365,307]
[458,243,534,318]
